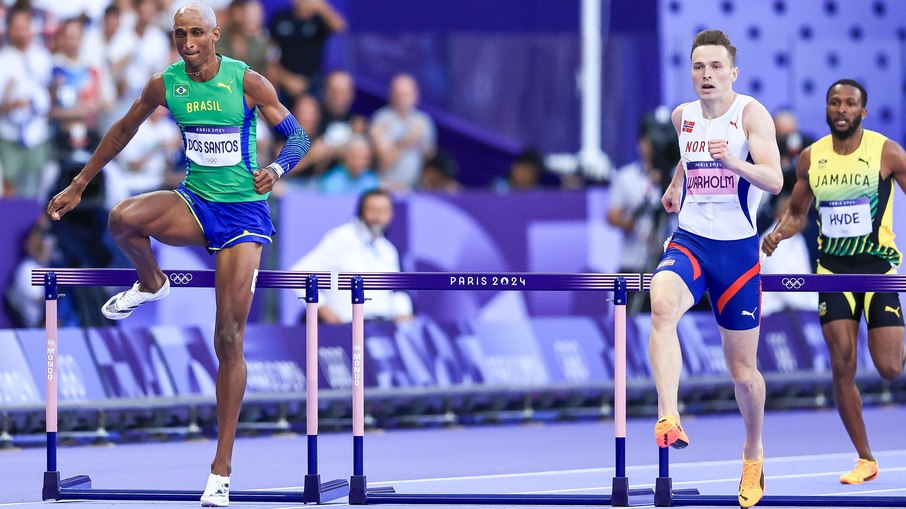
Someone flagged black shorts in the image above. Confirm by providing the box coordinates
[817,254,904,329]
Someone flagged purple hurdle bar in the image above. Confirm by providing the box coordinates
[643,272,906,508]
[34,268,349,504]
[344,272,652,506]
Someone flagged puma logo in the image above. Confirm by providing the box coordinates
[885,305,901,318]
[741,307,758,319]
[729,120,738,129]
[858,157,870,167]
[217,80,233,94]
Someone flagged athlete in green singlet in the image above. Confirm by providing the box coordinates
[764,79,906,486]
[46,3,310,506]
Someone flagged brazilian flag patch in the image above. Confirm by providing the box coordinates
[174,83,189,96]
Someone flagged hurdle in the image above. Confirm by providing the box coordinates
[32,268,350,503]
[336,272,663,506]
[647,272,906,508]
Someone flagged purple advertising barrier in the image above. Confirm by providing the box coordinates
[148,326,217,397]
[84,327,176,399]
[0,330,42,407]
[242,324,307,395]
[530,317,613,383]
[17,328,107,402]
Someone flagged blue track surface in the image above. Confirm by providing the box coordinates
[1,406,904,508]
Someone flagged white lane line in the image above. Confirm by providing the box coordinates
[252,448,906,491]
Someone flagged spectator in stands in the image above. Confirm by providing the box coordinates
[0,3,54,198]
[282,93,330,179]
[269,0,347,103]
[418,151,461,193]
[106,0,169,130]
[607,109,677,312]
[318,135,379,195]
[495,149,559,192]
[50,17,114,152]
[370,73,437,191]
[291,189,413,323]
[5,216,55,328]
[0,0,58,48]
[217,0,271,77]
[319,70,366,139]
[113,105,183,195]
[81,6,134,124]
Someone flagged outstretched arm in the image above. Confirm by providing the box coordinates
[762,146,815,256]
[243,68,311,194]
[47,74,165,220]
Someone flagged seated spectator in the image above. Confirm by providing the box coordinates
[290,189,413,323]
[318,136,379,195]
[418,151,461,193]
[5,216,56,328]
[495,149,558,192]
[370,73,437,191]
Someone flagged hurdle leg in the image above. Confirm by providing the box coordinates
[611,277,629,506]
[303,275,323,502]
[41,272,91,500]
[301,274,350,503]
[349,276,367,504]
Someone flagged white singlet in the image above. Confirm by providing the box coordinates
[677,94,763,241]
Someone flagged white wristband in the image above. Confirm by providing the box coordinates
[267,163,285,178]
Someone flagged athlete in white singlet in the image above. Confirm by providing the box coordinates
[647,29,783,509]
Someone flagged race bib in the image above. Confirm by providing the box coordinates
[184,126,242,167]
[685,161,738,202]
[819,198,872,238]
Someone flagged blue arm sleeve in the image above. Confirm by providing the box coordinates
[269,114,311,176]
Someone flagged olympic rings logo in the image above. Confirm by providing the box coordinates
[169,272,194,285]
[781,277,805,289]
[205,157,218,165]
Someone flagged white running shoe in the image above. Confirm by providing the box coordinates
[101,279,170,320]
[200,473,230,507]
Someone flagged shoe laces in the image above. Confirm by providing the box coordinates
[113,283,146,309]
[741,459,762,488]
[853,458,876,475]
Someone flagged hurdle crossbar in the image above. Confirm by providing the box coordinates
[643,272,906,507]
[345,273,653,506]
[35,269,349,504]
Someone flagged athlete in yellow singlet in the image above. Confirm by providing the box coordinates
[763,79,906,485]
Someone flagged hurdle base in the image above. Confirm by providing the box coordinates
[350,474,367,504]
[611,476,629,507]
[43,471,91,500]
[654,477,672,507]
[303,474,321,503]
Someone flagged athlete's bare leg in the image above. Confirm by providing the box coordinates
[649,271,695,418]
[823,319,871,459]
[721,326,765,461]
[107,191,205,292]
[209,242,262,476]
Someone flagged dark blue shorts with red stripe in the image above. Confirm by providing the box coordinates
[655,228,761,330]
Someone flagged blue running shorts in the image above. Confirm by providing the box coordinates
[175,183,275,253]
[654,229,761,330]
